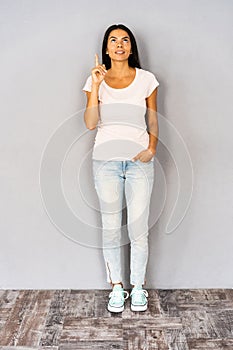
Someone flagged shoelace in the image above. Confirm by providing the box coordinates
[109,290,129,301]
[131,289,148,303]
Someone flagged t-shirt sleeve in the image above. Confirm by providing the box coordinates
[82,75,92,92]
[146,72,159,98]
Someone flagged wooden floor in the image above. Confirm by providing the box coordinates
[0,289,233,349]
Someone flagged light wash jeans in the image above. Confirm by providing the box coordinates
[92,159,154,286]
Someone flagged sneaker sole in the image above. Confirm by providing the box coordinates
[131,303,148,312]
[108,303,124,313]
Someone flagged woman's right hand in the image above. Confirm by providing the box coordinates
[91,53,107,86]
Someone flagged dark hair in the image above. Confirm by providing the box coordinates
[101,24,141,70]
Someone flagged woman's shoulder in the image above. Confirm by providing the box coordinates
[137,67,157,78]
[137,68,160,93]
[136,68,159,86]
[82,74,93,92]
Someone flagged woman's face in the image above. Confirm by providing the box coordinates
[106,29,132,62]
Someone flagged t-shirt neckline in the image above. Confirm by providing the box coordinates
[103,67,138,90]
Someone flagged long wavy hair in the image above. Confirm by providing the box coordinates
[101,24,141,70]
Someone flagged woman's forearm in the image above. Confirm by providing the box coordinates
[148,130,158,154]
[147,109,159,154]
[84,83,100,130]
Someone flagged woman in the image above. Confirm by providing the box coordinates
[82,24,159,313]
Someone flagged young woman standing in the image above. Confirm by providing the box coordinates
[83,24,159,313]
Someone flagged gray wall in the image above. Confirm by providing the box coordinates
[0,0,232,289]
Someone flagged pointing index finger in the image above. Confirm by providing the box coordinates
[95,53,99,67]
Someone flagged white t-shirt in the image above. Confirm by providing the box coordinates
[82,67,159,161]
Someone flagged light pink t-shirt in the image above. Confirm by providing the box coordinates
[82,67,159,161]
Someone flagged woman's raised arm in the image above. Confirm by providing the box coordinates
[84,54,107,130]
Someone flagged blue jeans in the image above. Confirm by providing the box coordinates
[92,159,154,286]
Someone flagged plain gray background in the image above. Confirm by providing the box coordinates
[0,0,232,289]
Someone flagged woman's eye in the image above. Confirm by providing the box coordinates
[110,38,129,43]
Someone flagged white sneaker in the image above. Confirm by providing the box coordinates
[130,286,148,311]
[107,285,129,313]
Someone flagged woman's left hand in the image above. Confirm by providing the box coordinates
[131,149,156,163]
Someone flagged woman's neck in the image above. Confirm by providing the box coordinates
[108,61,133,78]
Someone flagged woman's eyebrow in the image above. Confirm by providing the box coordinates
[109,36,130,39]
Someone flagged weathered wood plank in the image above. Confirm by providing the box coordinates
[164,329,189,350]
[65,290,96,318]
[207,309,233,338]
[123,328,146,350]
[0,290,20,309]
[0,291,20,332]
[180,310,217,338]
[59,315,182,344]
[145,329,170,350]
[59,342,124,349]
[16,290,55,346]
[0,347,58,350]
[122,317,182,330]
[158,289,233,318]
[123,328,170,350]
[187,338,233,349]
[225,289,233,302]
[0,290,54,346]
[0,291,33,346]
[202,289,228,302]
[39,290,70,347]
[160,290,226,311]
[158,290,185,317]
[60,317,123,343]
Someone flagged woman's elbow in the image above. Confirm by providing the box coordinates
[87,125,96,130]
[83,114,96,130]
[84,119,97,130]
